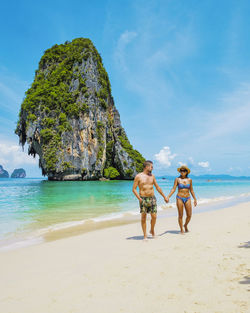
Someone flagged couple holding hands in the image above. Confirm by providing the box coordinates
[132,160,197,240]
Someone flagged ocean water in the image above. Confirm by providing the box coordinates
[1,177,250,250]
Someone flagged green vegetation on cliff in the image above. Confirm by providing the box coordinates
[118,134,145,172]
[15,38,111,174]
[104,167,120,179]
[15,37,145,180]
[17,38,110,129]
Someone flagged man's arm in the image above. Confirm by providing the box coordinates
[153,176,168,202]
[132,175,142,202]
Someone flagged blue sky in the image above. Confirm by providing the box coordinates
[0,0,250,177]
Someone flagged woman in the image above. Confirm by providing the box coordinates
[167,165,197,234]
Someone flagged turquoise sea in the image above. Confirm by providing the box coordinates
[1,177,250,250]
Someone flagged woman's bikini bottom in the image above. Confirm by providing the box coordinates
[176,195,191,204]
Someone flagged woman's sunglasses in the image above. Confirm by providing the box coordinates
[180,169,187,172]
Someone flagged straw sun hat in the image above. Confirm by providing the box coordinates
[177,165,191,174]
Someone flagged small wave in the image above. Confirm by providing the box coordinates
[239,192,250,197]
[90,213,126,222]
[36,210,139,234]
[36,220,87,235]
[0,236,44,252]
[158,194,243,209]
[197,195,235,205]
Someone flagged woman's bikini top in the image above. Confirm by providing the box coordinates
[177,180,190,190]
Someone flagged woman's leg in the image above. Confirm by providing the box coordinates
[176,197,184,233]
[184,199,192,232]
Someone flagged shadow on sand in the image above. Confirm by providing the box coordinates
[239,276,250,285]
[158,230,181,236]
[126,230,181,240]
[238,242,250,290]
[238,241,250,248]
[126,235,145,240]
[126,235,157,240]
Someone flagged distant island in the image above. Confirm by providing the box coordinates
[0,165,9,178]
[0,165,26,178]
[15,38,145,181]
[11,168,26,178]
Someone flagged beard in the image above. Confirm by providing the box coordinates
[147,169,152,175]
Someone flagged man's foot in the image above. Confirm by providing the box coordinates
[184,225,189,232]
[149,230,158,239]
[143,237,148,242]
[180,229,185,235]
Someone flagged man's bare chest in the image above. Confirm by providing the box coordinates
[139,176,154,187]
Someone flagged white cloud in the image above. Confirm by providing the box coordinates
[113,9,196,112]
[198,161,210,168]
[0,68,28,114]
[0,142,38,171]
[227,166,242,172]
[0,82,21,104]
[178,161,185,166]
[198,82,250,141]
[176,157,194,168]
[185,157,195,168]
[154,146,177,167]
[114,30,138,72]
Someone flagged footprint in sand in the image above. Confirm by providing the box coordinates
[167,293,176,299]
[194,301,205,306]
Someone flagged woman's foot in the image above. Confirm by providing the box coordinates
[180,229,185,235]
[149,229,155,237]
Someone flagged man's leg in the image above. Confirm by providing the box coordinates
[141,213,147,239]
[150,213,157,237]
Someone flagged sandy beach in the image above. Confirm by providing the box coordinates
[0,202,249,313]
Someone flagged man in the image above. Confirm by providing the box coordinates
[132,160,168,240]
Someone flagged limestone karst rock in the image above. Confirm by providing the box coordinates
[11,168,26,178]
[0,165,9,178]
[15,38,145,180]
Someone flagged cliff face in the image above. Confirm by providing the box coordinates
[11,168,26,178]
[15,38,145,180]
[0,165,9,178]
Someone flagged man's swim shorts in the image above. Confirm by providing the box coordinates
[140,196,157,214]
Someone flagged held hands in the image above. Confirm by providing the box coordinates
[194,199,197,206]
[164,196,169,203]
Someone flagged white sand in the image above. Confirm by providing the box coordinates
[0,202,249,313]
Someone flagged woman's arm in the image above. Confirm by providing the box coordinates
[167,178,178,200]
[190,179,197,206]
